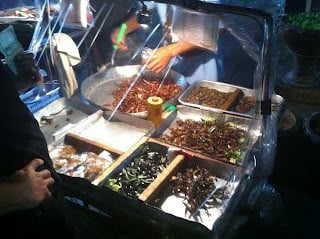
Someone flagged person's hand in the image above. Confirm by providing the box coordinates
[145,41,198,74]
[111,27,128,51]
[15,52,43,85]
[110,15,140,52]
[146,46,173,73]
[6,158,54,210]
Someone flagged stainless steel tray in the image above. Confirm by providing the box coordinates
[68,110,155,153]
[100,141,178,199]
[178,80,285,118]
[99,139,241,230]
[144,153,240,230]
[34,97,89,144]
[48,133,121,185]
[80,65,188,118]
[99,138,241,230]
[152,105,260,165]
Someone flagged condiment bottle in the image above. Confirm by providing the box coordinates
[147,96,163,127]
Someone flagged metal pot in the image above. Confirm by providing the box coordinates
[80,65,188,118]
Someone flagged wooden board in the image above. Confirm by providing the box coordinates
[139,154,185,202]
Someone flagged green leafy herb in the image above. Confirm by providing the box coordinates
[284,12,320,31]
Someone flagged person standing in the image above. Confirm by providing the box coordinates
[110,1,223,84]
[0,52,75,239]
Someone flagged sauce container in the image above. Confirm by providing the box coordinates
[147,96,163,127]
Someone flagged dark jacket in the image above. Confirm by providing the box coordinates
[0,63,74,238]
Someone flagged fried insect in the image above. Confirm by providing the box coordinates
[104,76,181,113]
[170,166,230,215]
[105,144,170,199]
[159,119,245,162]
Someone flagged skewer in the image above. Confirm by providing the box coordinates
[77,3,107,49]
[108,6,177,121]
[28,0,49,55]
[156,55,176,92]
[107,26,168,121]
[107,64,148,121]
[81,2,115,63]
[130,23,161,61]
[35,6,60,64]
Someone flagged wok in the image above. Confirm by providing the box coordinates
[80,65,188,118]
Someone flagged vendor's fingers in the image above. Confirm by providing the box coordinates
[112,39,128,51]
[153,66,164,74]
[147,61,163,73]
[46,190,52,198]
[111,29,128,51]
[38,168,52,179]
[27,158,44,170]
[118,40,128,51]
[44,176,55,187]
[44,186,53,198]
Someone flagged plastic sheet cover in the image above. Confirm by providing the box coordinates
[142,0,286,177]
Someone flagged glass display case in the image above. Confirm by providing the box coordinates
[11,0,287,238]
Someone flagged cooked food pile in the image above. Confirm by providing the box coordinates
[185,86,255,113]
[186,86,233,108]
[105,144,170,198]
[104,76,181,113]
[158,119,246,163]
[0,7,38,18]
[169,166,230,214]
[235,95,256,113]
[50,144,114,181]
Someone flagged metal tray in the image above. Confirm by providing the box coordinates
[80,65,188,118]
[48,133,121,185]
[34,97,89,144]
[143,153,240,230]
[152,105,260,165]
[100,140,181,199]
[99,138,241,230]
[68,110,155,153]
[178,80,285,118]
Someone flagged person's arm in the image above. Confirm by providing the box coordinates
[146,41,198,73]
[0,158,54,215]
[111,14,141,51]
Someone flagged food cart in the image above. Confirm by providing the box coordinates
[0,0,286,238]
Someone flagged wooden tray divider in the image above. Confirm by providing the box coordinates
[93,136,149,186]
[139,154,185,202]
[65,132,124,155]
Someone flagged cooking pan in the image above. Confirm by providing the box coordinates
[80,65,188,118]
